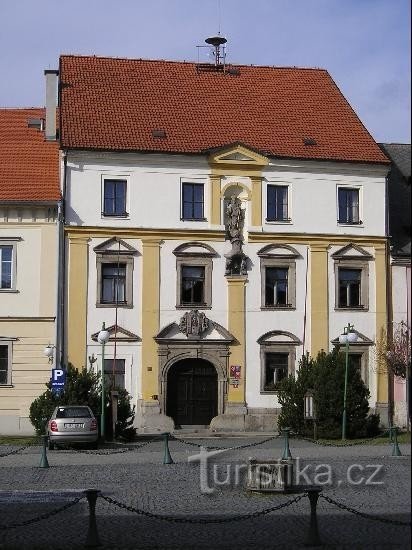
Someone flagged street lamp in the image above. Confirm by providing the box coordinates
[97,323,110,439]
[43,344,55,364]
[339,324,358,440]
[304,389,317,440]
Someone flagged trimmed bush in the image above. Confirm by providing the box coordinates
[277,350,380,439]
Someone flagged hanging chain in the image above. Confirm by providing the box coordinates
[100,493,306,524]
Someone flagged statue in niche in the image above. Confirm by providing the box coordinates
[224,195,248,276]
[179,310,209,338]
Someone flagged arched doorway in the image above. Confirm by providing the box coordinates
[166,359,218,426]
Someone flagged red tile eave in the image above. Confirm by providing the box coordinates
[62,144,390,166]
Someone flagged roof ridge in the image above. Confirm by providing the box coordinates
[59,53,328,72]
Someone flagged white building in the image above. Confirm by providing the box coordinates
[57,54,390,432]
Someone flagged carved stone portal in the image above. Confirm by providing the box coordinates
[179,310,209,338]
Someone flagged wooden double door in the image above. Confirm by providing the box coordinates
[167,359,218,426]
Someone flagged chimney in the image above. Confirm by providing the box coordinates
[44,69,59,140]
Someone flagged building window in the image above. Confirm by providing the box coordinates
[182,183,204,220]
[263,353,289,391]
[101,263,127,304]
[181,266,205,305]
[174,243,216,309]
[338,268,362,308]
[258,330,300,394]
[338,188,360,224]
[0,246,12,289]
[0,342,12,385]
[267,185,289,221]
[104,359,125,390]
[103,179,127,217]
[265,267,289,307]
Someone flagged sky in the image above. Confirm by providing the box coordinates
[0,0,410,144]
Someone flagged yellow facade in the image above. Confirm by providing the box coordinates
[227,276,248,403]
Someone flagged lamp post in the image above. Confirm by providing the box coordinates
[304,389,317,440]
[339,323,358,440]
[97,323,110,440]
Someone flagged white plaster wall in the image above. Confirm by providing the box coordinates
[391,264,410,325]
[66,153,210,229]
[262,161,387,237]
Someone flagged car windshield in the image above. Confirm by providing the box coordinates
[55,407,91,419]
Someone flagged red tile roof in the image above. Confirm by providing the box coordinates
[0,108,60,202]
[60,55,389,165]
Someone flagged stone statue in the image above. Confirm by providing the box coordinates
[224,195,248,276]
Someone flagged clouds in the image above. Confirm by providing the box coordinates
[0,0,409,142]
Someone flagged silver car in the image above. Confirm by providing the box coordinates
[48,405,99,449]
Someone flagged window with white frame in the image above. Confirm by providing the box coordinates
[338,187,361,224]
[102,178,128,217]
[0,342,12,385]
[0,246,13,289]
[267,185,289,222]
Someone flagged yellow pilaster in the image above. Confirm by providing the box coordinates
[250,176,262,226]
[141,239,161,400]
[227,276,248,403]
[210,175,221,225]
[375,245,388,403]
[310,243,329,355]
[67,236,89,370]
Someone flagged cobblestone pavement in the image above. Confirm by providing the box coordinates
[0,437,410,549]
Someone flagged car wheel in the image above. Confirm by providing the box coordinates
[48,440,55,450]
[90,442,98,450]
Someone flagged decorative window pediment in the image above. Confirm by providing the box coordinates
[257,330,301,346]
[91,324,140,342]
[173,242,218,258]
[93,237,138,256]
[331,243,373,261]
[257,244,301,259]
[208,143,269,167]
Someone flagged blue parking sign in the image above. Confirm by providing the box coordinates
[51,368,66,392]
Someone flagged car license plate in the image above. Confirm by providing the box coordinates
[64,423,84,428]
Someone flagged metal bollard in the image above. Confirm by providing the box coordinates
[39,435,50,468]
[162,432,174,464]
[281,427,292,460]
[304,488,322,546]
[84,489,101,547]
[391,426,402,457]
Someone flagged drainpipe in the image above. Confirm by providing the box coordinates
[385,165,394,426]
[55,151,68,368]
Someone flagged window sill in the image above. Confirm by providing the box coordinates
[0,289,18,293]
[335,306,368,312]
[261,305,295,311]
[0,384,13,388]
[96,302,133,309]
[180,218,208,222]
[176,304,212,310]
[260,390,279,395]
[101,213,130,219]
[265,219,292,224]
[337,222,364,228]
